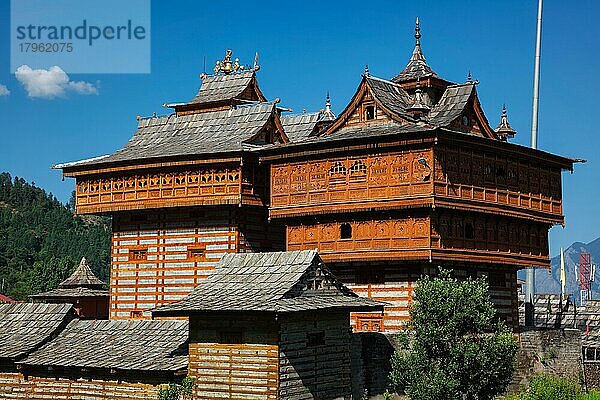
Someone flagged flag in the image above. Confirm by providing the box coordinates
[560,247,566,298]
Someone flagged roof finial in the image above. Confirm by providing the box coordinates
[364,64,370,76]
[415,17,421,46]
[495,103,516,141]
[467,70,472,82]
[319,91,336,122]
[214,50,245,75]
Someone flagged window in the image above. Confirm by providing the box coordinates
[365,105,375,120]
[349,160,367,176]
[131,249,147,261]
[329,161,347,177]
[340,223,352,239]
[465,222,474,239]
[307,331,325,347]
[462,115,470,126]
[130,310,143,319]
[188,246,205,260]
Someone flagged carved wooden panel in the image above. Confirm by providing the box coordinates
[431,210,550,267]
[75,163,268,214]
[271,150,433,217]
[286,217,431,260]
[434,145,563,223]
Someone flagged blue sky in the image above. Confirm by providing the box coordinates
[0,0,597,256]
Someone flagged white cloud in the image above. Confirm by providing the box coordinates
[15,65,98,99]
[0,84,9,96]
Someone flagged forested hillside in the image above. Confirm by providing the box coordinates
[0,173,110,300]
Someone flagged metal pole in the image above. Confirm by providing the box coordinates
[525,0,543,327]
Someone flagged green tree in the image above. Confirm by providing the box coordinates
[389,270,519,400]
[0,173,111,300]
[157,377,195,400]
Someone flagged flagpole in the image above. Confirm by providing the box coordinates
[525,0,544,327]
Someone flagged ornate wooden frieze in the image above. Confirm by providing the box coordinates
[286,208,550,268]
[434,145,563,224]
[286,216,431,262]
[271,150,433,218]
[430,210,550,267]
[75,163,268,214]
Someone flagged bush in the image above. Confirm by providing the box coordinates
[523,374,581,400]
[389,270,519,400]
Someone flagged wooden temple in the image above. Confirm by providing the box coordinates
[30,257,109,319]
[54,20,577,332]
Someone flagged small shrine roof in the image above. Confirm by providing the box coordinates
[152,250,383,316]
[59,257,105,289]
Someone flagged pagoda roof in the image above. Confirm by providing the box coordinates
[20,319,188,373]
[59,257,105,289]
[54,102,285,171]
[392,17,440,83]
[0,303,75,362]
[152,250,383,316]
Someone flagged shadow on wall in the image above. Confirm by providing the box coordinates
[351,332,397,399]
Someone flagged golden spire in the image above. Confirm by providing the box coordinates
[214,49,244,75]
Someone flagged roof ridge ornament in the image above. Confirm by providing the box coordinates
[495,104,517,141]
[364,64,370,76]
[214,49,245,75]
[319,92,336,122]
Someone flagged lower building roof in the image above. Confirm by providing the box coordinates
[152,250,384,316]
[20,319,189,373]
[0,303,75,362]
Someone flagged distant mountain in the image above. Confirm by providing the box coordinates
[531,237,600,299]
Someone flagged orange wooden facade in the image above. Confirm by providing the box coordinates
[110,206,282,319]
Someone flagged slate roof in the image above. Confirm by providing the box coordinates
[55,102,278,169]
[30,287,109,299]
[59,257,105,289]
[366,76,414,119]
[152,250,383,316]
[428,83,475,126]
[21,319,189,372]
[281,112,321,142]
[0,303,74,361]
[188,70,257,105]
[391,41,439,83]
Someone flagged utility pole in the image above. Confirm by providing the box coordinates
[525,0,543,327]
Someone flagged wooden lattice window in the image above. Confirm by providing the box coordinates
[329,161,347,177]
[349,160,367,177]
